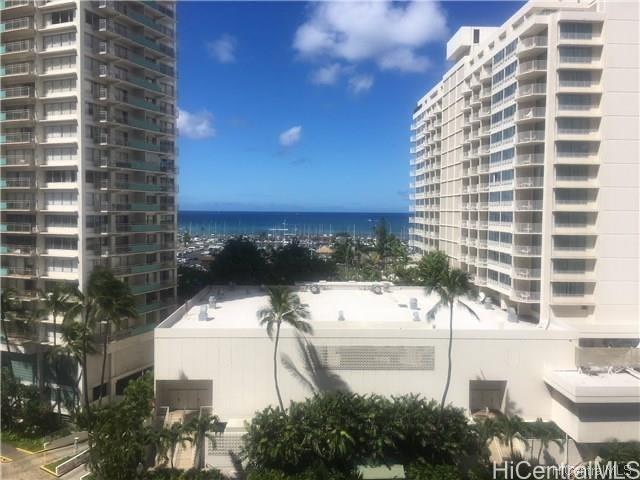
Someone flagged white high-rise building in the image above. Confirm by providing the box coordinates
[1,0,177,403]
[409,0,639,331]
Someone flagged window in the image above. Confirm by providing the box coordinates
[44,101,76,118]
[44,9,75,26]
[44,124,76,140]
[473,29,480,44]
[560,22,593,40]
[558,94,594,111]
[42,55,76,73]
[45,214,77,227]
[559,46,595,64]
[43,78,76,95]
[46,237,77,250]
[43,32,75,50]
[556,141,595,157]
[45,257,78,273]
[44,191,77,206]
[45,170,77,183]
[44,147,76,163]
[553,282,585,296]
[559,70,592,88]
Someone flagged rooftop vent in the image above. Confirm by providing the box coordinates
[413,311,420,322]
[208,295,217,309]
[409,298,418,310]
[372,285,383,295]
[338,310,345,322]
[310,285,321,294]
[198,304,209,321]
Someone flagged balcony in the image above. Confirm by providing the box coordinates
[1,177,35,188]
[517,60,547,78]
[1,85,33,99]
[515,222,542,234]
[1,0,34,10]
[0,199,34,210]
[0,265,37,277]
[113,261,173,276]
[1,62,33,77]
[515,177,544,188]
[517,130,544,143]
[1,108,33,122]
[515,200,543,211]
[517,83,546,100]
[0,16,34,32]
[130,280,175,295]
[127,10,174,38]
[0,222,36,233]
[517,107,546,123]
[0,244,36,255]
[517,36,547,56]
[511,290,541,302]
[513,245,542,256]
[0,39,34,55]
[515,153,544,166]
[137,300,174,315]
[513,267,541,279]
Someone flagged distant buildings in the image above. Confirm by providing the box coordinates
[408,0,639,330]
[155,282,639,469]
[1,0,178,404]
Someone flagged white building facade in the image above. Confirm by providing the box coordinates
[155,283,640,469]
[1,0,177,403]
[409,0,639,330]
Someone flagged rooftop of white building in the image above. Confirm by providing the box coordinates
[160,282,564,332]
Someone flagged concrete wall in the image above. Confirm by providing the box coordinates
[155,324,576,421]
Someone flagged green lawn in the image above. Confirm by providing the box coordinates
[43,455,71,474]
[0,430,45,452]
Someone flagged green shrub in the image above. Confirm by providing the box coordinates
[144,468,225,479]
[405,463,459,480]
[242,392,486,475]
[246,467,361,480]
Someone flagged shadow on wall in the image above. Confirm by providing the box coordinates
[281,334,351,394]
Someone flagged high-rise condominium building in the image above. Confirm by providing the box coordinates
[1,0,177,402]
[409,0,639,331]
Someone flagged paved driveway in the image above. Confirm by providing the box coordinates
[0,442,88,480]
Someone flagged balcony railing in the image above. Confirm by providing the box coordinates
[512,290,541,301]
[1,85,33,98]
[1,199,34,209]
[1,108,33,121]
[0,223,36,233]
[515,177,544,188]
[0,244,36,255]
[515,153,544,166]
[518,60,547,75]
[513,245,542,255]
[1,265,37,276]
[517,107,546,121]
[2,177,34,187]
[513,267,541,279]
[515,200,543,211]
[1,16,33,32]
[517,130,545,143]
[2,1,33,9]
[2,39,34,54]
[2,62,33,76]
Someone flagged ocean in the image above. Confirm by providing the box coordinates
[178,211,410,238]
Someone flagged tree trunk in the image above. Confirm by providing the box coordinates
[537,441,543,463]
[440,302,454,411]
[98,323,108,405]
[1,314,14,377]
[274,321,284,411]
[53,313,61,416]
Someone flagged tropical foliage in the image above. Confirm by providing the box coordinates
[242,392,486,478]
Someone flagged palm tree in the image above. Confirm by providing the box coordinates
[41,283,74,414]
[1,288,19,377]
[60,319,97,413]
[63,286,98,411]
[421,251,478,410]
[164,421,193,469]
[186,412,220,470]
[531,418,564,463]
[496,414,529,458]
[257,286,312,411]
[90,271,138,405]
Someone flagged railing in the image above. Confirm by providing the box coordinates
[2,1,33,9]
[515,200,543,210]
[1,244,36,255]
[518,60,546,74]
[1,16,33,31]
[2,108,33,121]
[2,265,37,276]
[517,130,544,142]
[513,245,542,255]
[2,39,34,54]
[2,199,34,209]
[517,107,546,121]
[515,177,544,188]
[3,177,34,187]
[513,268,541,279]
[2,85,32,98]
[512,290,541,301]
[515,153,544,165]
[0,222,36,233]
[520,36,547,49]
[130,280,175,295]
[2,62,32,76]
[557,127,598,135]
[517,83,546,97]
[515,223,542,233]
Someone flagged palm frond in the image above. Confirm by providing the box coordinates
[457,299,480,321]
[426,298,447,321]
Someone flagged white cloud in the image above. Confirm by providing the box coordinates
[279,126,302,147]
[293,1,447,73]
[207,34,237,63]
[177,108,216,140]
[348,75,374,94]
[310,63,343,85]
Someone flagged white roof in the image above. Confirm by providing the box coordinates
[544,369,640,403]
[164,283,558,332]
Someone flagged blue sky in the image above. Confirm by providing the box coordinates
[177,1,523,212]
